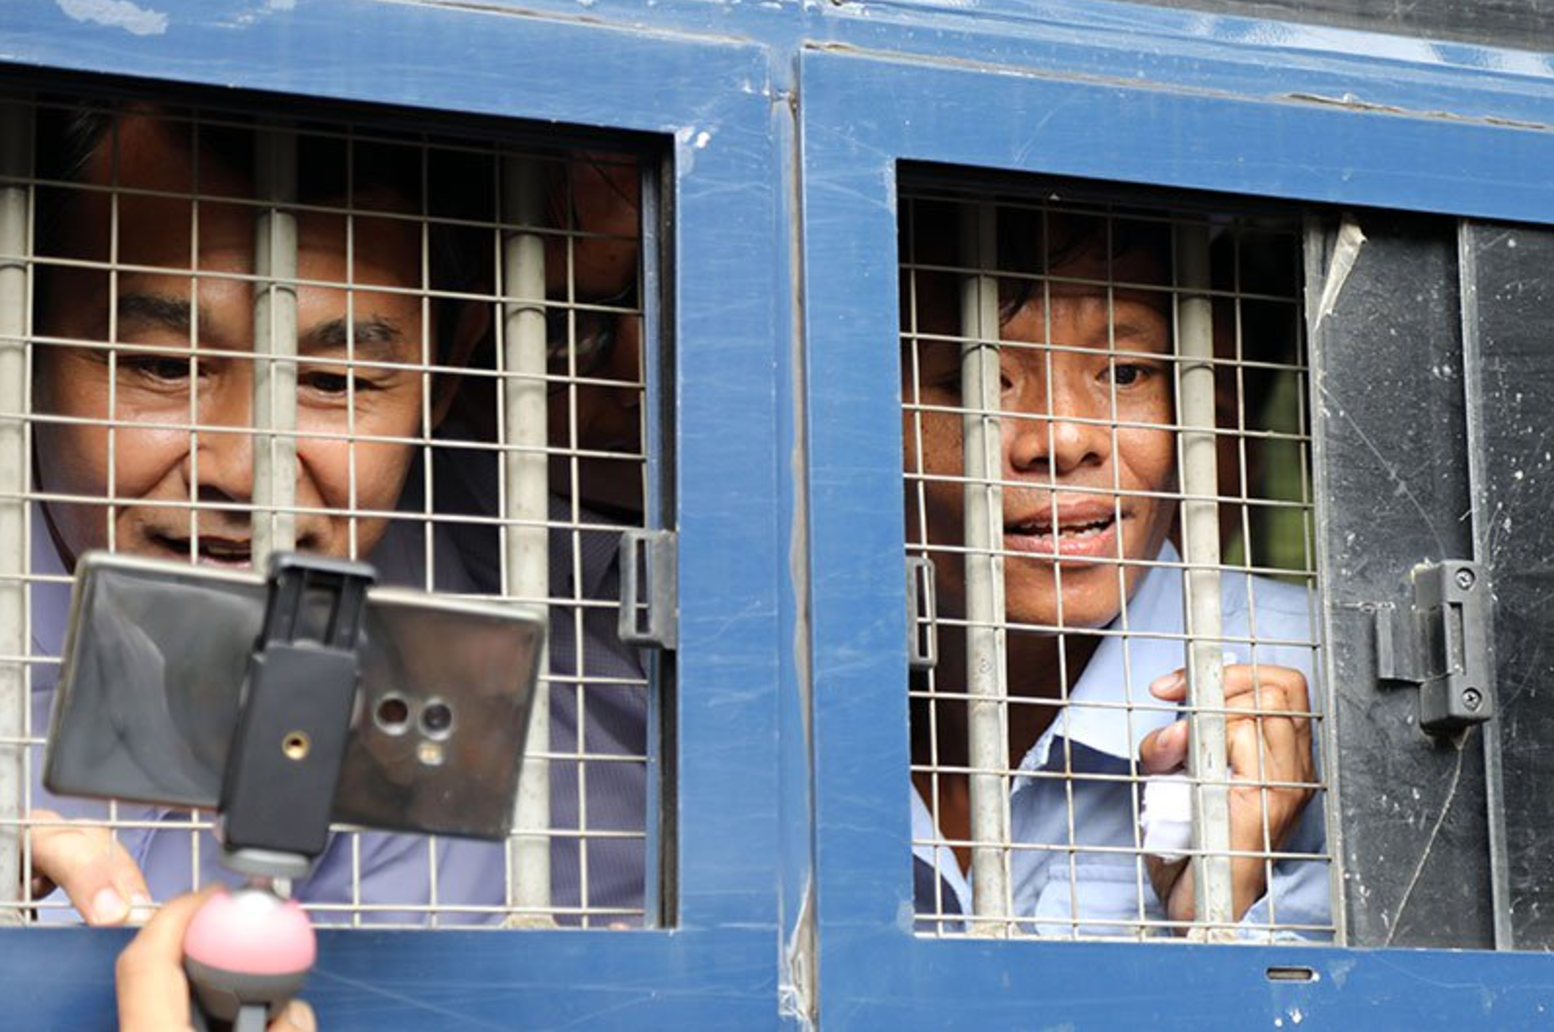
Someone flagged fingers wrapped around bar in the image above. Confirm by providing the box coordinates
[1138,663,1315,929]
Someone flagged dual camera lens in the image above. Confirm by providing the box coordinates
[373,694,453,739]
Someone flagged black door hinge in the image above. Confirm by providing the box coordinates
[1375,559,1493,734]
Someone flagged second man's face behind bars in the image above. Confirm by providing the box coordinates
[546,156,644,519]
[34,113,471,569]
[904,212,1177,631]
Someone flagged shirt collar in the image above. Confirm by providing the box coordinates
[1020,541,1186,769]
[910,784,972,915]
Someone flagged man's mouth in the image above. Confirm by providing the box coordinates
[153,533,253,567]
[1003,508,1123,559]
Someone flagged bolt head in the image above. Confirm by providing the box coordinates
[1456,568,1476,590]
[1462,687,1484,712]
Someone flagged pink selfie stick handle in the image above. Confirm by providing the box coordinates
[183,885,316,1032]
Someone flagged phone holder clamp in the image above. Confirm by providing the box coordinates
[183,552,377,1031]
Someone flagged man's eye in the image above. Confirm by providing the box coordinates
[120,355,192,382]
[300,370,352,395]
[1110,362,1150,387]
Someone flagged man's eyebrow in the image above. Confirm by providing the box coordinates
[301,316,410,361]
[117,294,194,335]
[1109,317,1171,350]
[115,299,414,359]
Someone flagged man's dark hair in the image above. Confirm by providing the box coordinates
[899,197,1173,333]
[33,100,492,365]
[993,204,1172,323]
[902,196,1300,424]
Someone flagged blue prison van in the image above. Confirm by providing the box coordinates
[3,0,1554,1027]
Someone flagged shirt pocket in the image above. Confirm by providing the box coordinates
[1027,855,1166,939]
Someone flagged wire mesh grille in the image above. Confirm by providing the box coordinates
[901,182,1333,943]
[0,91,658,929]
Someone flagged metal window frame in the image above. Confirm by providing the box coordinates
[799,12,1554,1029]
[0,3,783,1029]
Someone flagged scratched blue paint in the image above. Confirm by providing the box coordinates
[801,49,1554,224]
[817,0,1554,115]
[798,16,1554,1030]
[13,927,782,1030]
[0,1,777,139]
[0,1,786,1029]
[6,0,1554,1025]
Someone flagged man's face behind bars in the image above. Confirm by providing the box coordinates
[545,156,644,519]
[904,224,1177,632]
[34,113,459,568]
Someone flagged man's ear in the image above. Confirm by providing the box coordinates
[429,301,491,428]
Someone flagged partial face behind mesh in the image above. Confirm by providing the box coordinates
[902,202,1178,632]
[19,101,659,930]
[33,110,469,568]
[540,155,645,520]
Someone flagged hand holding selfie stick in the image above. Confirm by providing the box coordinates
[183,554,376,1032]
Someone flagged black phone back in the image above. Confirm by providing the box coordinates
[43,554,543,840]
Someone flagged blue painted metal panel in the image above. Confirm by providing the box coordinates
[672,106,784,932]
[0,1,789,1028]
[10,927,779,1030]
[0,1,769,138]
[16,926,1554,1029]
[797,36,1554,1031]
[816,0,1554,120]
[807,938,1554,1028]
[796,48,1554,225]
[18,0,1554,122]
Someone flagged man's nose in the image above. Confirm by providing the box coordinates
[1005,366,1111,476]
[185,373,254,503]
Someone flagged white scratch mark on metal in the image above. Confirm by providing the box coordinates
[1318,383,1447,555]
[1315,216,1366,330]
[1386,735,1466,946]
[55,0,168,35]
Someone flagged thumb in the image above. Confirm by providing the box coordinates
[28,808,153,925]
[270,998,317,1032]
[1138,720,1189,775]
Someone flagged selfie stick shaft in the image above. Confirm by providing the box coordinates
[184,553,376,1028]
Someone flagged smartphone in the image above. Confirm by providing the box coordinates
[43,552,545,840]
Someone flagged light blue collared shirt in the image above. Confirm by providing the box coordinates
[913,542,1331,941]
[30,488,648,926]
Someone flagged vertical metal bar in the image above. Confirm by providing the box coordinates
[501,155,552,922]
[0,102,32,926]
[1456,220,1513,950]
[638,155,666,927]
[1175,221,1234,935]
[960,202,1009,931]
[252,128,299,566]
[1303,215,1349,947]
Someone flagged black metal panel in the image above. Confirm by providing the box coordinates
[1463,221,1554,950]
[1310,213,1496,948]
[1143,0,1554,52]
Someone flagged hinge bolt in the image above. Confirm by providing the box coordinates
[1456,569,1476,590]
[1463,687,1484,712]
